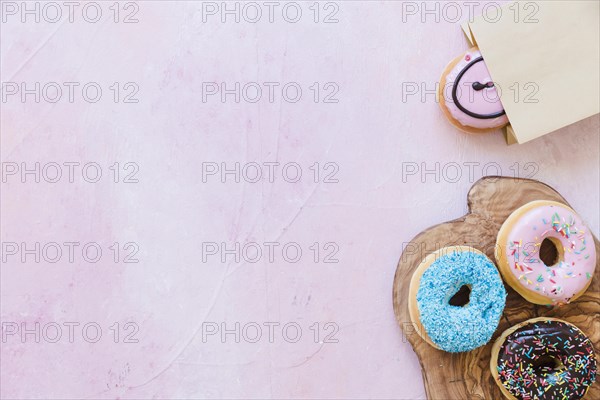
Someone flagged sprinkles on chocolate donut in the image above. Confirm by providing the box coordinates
[491,318,597,400]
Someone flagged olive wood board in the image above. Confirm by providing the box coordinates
[392,176,599,399]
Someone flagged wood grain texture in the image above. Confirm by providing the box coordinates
[392,176,599,400]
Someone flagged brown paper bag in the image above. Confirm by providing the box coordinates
[462,1,599,144]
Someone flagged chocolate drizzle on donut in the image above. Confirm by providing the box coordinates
[472,81,495,91]
[496,320,597,399]
[451,56,506,120]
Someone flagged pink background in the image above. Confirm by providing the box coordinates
[1,1,598,399]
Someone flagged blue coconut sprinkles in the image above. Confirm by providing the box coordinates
[417,250,506,352]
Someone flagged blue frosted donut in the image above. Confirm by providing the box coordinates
[416,249,506,352]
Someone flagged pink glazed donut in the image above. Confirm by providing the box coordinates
[439,47,509,133]
[495,200,597,306]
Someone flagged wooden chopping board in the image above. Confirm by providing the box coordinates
[392,176,599,399]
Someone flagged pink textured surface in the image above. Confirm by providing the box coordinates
[1,2,598,399]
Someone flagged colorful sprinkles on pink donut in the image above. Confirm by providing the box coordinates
[505,203,596,305]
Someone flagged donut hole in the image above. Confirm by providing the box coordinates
[540,237,563,267]
[448,284,471,307]
[532,355,564,375]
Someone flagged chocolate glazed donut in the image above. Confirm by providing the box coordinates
[491,318,597,399]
